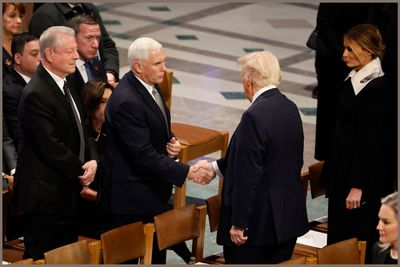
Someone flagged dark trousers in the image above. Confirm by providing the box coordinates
[23,212,78,260]
[111,212,191,264]
[223,237,297,264]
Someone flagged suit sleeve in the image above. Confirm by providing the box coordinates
[230,112,266,229]
[21,92,84,177]
[111,100,188,186]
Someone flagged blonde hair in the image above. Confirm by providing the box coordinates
[378,192,398,252]
[238,51,281,88]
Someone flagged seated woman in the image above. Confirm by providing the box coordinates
[373,192,398,264]
[78,80,113,238]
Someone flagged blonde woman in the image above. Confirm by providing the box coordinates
[373,192,398,264]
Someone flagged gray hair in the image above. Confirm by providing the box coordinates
[238,51,281,88]
[127,37,162,65]
[39,26,75,58]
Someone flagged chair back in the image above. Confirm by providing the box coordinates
[317,238,365,264]
[101,221,148,264]
[154,204,206,262]
[308,161,326,199]
[157,70,173,109]
[11,258,34,264]
[44,240,91,264]
[154,204,199,250]
[206,194,221,232]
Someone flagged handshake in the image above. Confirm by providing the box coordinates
[187,160,216,185]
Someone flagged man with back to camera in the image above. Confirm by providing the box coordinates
[191,51,309,264]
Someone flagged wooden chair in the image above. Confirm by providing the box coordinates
[306,161,328,233]
[10,258,33,264]
[279,255,318,264]
[43,239,100,264]
[158,70,230,208]
[153,204,207,263]
[100,221,154,264]
[316,238,366,264]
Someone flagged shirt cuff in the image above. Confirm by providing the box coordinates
[10,169,16,176]
[212,161,223,179]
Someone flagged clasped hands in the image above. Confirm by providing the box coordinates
[187,160,216,185]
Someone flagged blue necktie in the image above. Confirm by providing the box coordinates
[84,61,94,81]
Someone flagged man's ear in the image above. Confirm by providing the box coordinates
[132,60,143,74]
[44,48,53,63]
[14,53,22,65]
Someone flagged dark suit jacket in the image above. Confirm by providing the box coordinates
[13,64,96,214]
[103,71,189,216]
[29,3,119,79]
[67,58,107,99]
[216,88,309,246]
[3,67,27,150]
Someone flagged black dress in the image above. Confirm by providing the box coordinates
[3,47,13,76]
[76,125,110,238]
[320,76,394,263]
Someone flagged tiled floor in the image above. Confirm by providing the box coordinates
[95,2,327,263]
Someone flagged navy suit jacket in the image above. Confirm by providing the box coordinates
[216,88,309,246]
[13,64,97,214]
[3,67,27,150]
[103,71,189,216]
[67,58,107,99]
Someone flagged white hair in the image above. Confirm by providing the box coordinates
[39,26,75,58]
[238,50,281,88]
[127,37,162,65]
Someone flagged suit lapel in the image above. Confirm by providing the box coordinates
[128,73,170,137]
[38,65,83,132]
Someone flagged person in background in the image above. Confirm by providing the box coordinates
[12,26,98,260]
[191,51,309,264]
[373,191,398,264]
[312,3,371,161]
[3,32,40,156]
[65,14,107,97]
[319,24,393,263]
[29,3,119,84]
[3,3,25,75]
[78,80,113,238]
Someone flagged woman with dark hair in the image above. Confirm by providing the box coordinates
[3,3,25,74]
[373,192,398,264]
[78,80,113,238]
[320,24,394,263]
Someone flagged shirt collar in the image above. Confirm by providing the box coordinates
[344,57,384,95]
[252,85,276,103]
[135,74,155,99]
[42,65,66,94]
[14,68,31,84]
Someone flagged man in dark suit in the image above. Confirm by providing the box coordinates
[103,37,212,263]
[3,32,40,154]
[65,14,107,97]
[192,51,309,264]
[13,26,98,260]
[29,3,119,83]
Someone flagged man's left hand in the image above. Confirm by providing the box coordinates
[78,160,97,186]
